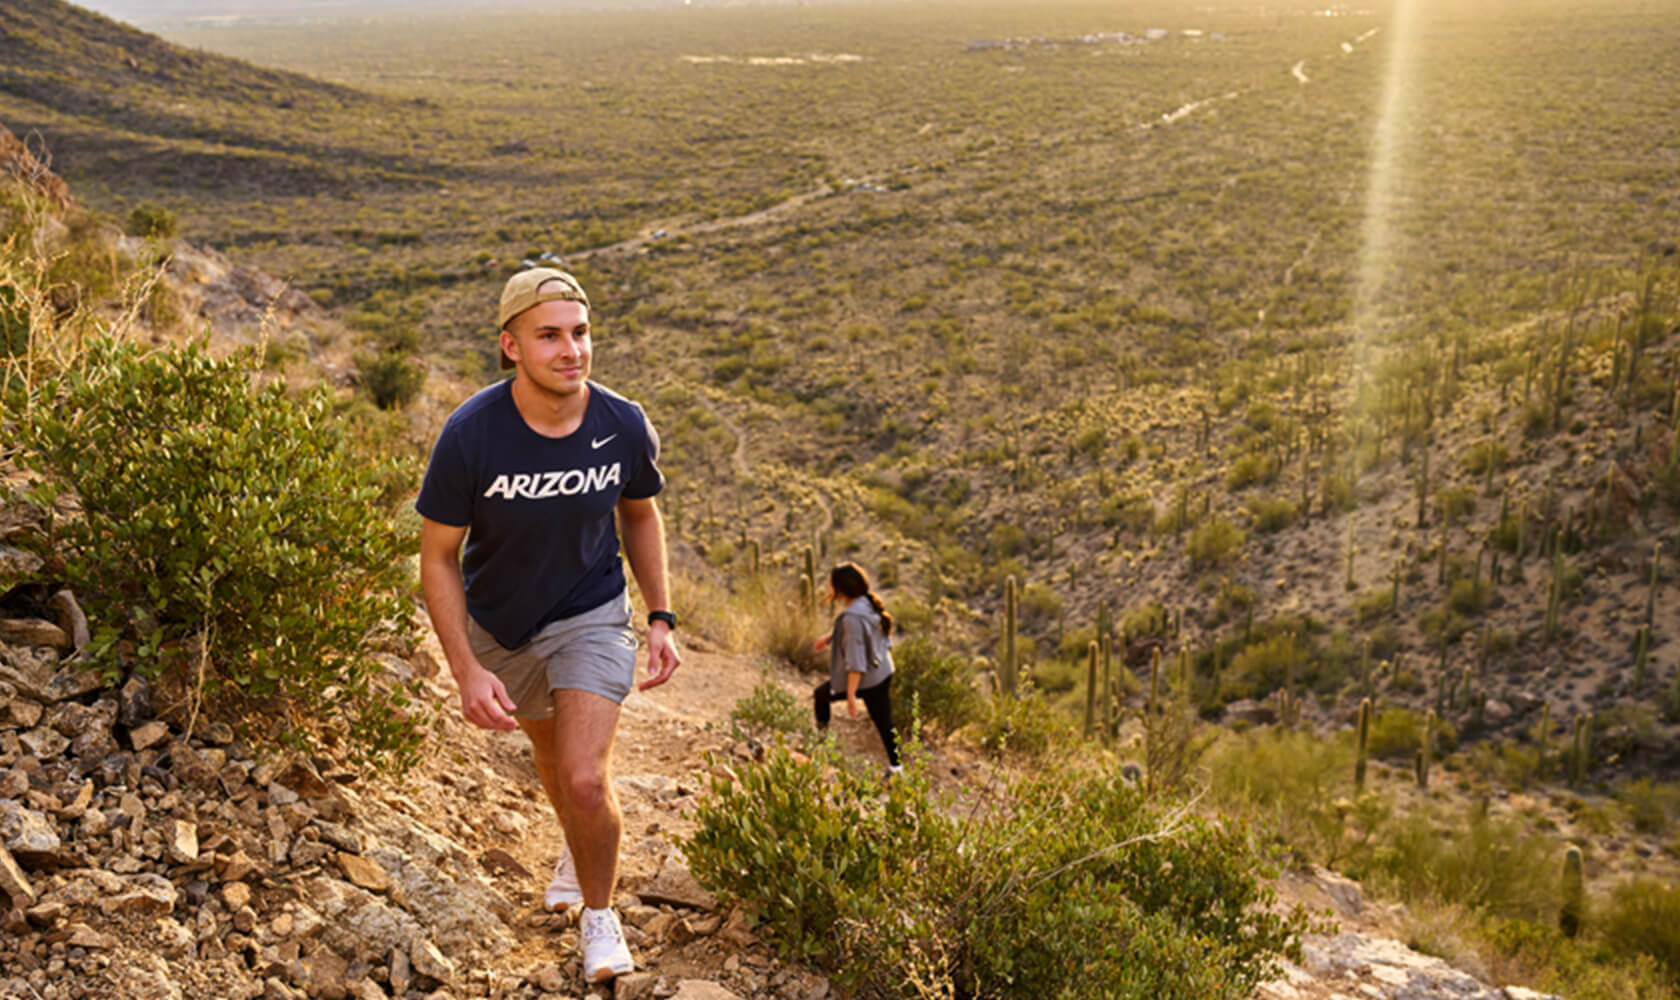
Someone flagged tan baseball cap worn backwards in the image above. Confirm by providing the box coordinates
[497,267,590,369]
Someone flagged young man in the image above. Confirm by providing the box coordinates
[416,268,681,983]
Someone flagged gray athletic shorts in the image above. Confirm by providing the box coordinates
[467,591,638,717]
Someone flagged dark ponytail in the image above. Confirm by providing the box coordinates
[864,590,894,638]
[830,561,894,637]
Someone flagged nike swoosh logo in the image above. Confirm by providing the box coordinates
[591,435,618,449]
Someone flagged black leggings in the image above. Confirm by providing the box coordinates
[813,676,900,767]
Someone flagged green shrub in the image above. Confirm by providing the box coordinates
[1615,778,1678,836]
[1020,580,1063,623]
[358,348,424,410]
[1225,451,1280,490]
[1247,495,1298,533]
[1029,656,1080,695]
[975,687,1070,759]
[1353,587,1393,623]
[1462,439,1508,476]
[729,670,814,741]
[1437,485,1478,523]
[1204,727,1370,864]
[125,203,178,239]
[889,634,981,735]
[1356,808,1558,921]
[18,335,425,770]
[1122,602,1170,641]
[1448,578,1490,616]
[1366,707,1428,760]
[1188,517,1246,569]
[45,212,120,314]
[1603,879,1680,985]
[683,745,1308,1000]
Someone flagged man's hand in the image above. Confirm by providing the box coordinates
[638,622,682,691]
[846,695,861,720]
[457,663,519,730]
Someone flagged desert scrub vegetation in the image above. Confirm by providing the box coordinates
[684,743,1309,1000]
[1204,724,1680,999]
[3,181,430,770]
[16,334,429,768]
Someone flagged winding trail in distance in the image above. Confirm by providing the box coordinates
[569,183,836,263]
[1145,25,1381,127]
[672,377,837,550]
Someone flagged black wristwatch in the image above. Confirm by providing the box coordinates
[647,610,677,630]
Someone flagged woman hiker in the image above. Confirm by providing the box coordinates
[811,561,902,774]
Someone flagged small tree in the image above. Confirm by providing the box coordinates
[20,334,426,770]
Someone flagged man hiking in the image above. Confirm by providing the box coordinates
[416,267,681,982]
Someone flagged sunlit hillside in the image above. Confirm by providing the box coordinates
[6,0,1680,995]
[12,0,1678,744]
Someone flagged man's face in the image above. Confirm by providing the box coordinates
[503,298,591,397]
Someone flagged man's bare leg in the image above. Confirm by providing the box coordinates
[517,689,623,909]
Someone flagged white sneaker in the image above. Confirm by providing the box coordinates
[543,846,583,913]
[579,906,634,981]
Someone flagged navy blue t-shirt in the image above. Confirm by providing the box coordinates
[416,380,664,649]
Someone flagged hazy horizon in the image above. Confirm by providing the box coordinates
[72,0,876,28]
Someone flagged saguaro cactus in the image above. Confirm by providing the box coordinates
[1000,575,1018,699]
[1569,713,1592,788]
[803,545,818,618]
[1559,844,1585,938]
[1648,542,1663,632]
[1345,521,1357,592]
[1101,631,1115,735]
[1416,709,1436,789]
[1084,640,1099,738]
[1355,697,1372,791]
[1545,540,1565,640]
[1635,625,1651,687]
[1416,444,1431,528]
[1147,646,1162,717]
[1536,702,1552,774]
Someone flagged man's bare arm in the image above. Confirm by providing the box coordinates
[618,496,681,691]
[419,517,518,730]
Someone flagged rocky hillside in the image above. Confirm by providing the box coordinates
[0,546,1571,1000]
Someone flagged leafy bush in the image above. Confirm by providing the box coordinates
[1615,777,1678,836]
[1357,808,1558,921]
[975,686,1071,758]
[358,348,424,409]
[1225,451,1280,490]
[125,203,178,239]
[1437,485,1478,523]
[1448,577,1490,615]
[1367,707,1429,760]
[1462,439,1508,476]
[1247,495,1298,533]
[729,670,814,741]
[1205,727,1374,865]
[1188,517,1246,569]
[18,335,426,770]
[1603,879,1680,985]
[1222,633,1320,700]
[1353,587,1394,623]
[684,745,1308,1000]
